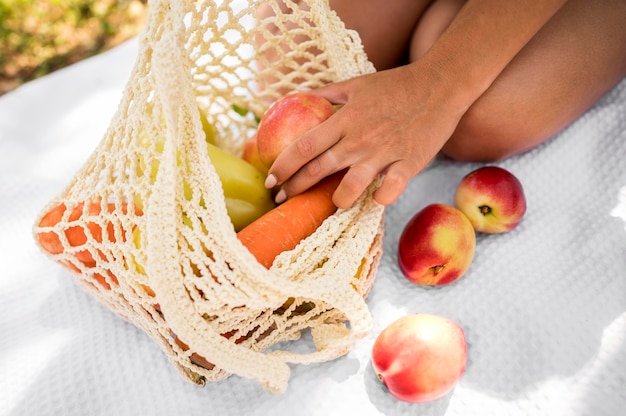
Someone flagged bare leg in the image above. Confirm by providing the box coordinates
[261,0,626,163]
[409,0,467,61]
[332,0,626,161]
[328,0,435,70]
[434,0,626,161]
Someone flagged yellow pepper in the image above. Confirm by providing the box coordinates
[135,114,275,231]
[200,110,275,230]
[205,142,275,231]
[199,105,216,145]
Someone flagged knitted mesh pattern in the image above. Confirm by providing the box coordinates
[33,0,383,394]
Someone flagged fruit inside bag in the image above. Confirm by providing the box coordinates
[32,0,385,394]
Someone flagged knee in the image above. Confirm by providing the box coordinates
[441,104,547,163]
[442,121,514,163]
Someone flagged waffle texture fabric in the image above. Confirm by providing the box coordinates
[2,2,625,416]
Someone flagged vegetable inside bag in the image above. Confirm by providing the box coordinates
[32,0,384,394]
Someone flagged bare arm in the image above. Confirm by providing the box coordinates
[266,0,568,208]
[422,0,568,107]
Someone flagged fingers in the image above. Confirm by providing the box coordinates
[267,116,344,192]
[265,104,420,208]
[263,70,432,208]
[275,156,416,209]
[331,164,380,208]
[271,145,348,205]
[372,160,417,206]
[266,89,364,189]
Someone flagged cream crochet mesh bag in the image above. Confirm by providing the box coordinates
[33,0,384,394]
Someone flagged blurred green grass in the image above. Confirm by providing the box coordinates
[0,0,148,95]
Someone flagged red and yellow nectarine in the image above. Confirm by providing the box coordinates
[242,133,268,175]
[256,92,334,168]
[372,314,467,403]
[454,166,526,234]
[398,203,476,286]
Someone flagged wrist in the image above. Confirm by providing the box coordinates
[405,56,479,121]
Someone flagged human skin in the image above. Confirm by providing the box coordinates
[263,0,626,208]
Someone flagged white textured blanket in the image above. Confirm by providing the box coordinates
[1,37,625,416]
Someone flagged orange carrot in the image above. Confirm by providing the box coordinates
[37,201,135,265]
[59,259,120,291]
[93,272,119,291]
[37,170,343,287]
[36,201,139,290]
[39,202,106,266]
[172,173,343,372]
[37,202,81,255]
[237,172,344,268]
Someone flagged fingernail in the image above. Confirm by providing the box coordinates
[265,174,277,189]
[274,189,286,204]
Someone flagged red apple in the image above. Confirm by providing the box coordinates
[256,92,334,168]
[372,314,467,403]
[398,203,476,286]
[242,133,268,175]
[454,166,526,234]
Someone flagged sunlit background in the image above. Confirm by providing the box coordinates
[0,0,148,95]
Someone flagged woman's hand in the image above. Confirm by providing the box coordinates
[266,63,466,208]
[262,0,569,209]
